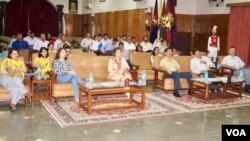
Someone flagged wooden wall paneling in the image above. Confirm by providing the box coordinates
[193,14,229,56]
[64,14,74,36]
[73,14,83,36]
[109,12,114,37]
[139,9,146,42]
[94,13,101,34]
[82,15,86,36]
[133,9,140,42]
[105,12,110,34]
[87,14,92,35]
[122,10,129,36]
[117,11,123,36]
[100,12,106,34]
[113,11,119,38]
[127,10,134,36]
[211,14,229,56]
[194,15,213,33]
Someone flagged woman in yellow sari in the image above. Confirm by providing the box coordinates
[0,49,32,110]
[32,47,51,76]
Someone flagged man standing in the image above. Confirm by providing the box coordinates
[207,25,220,62]
[160,48,192,97]
[221,47,250,92]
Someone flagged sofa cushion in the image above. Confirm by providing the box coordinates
[130,53,152,70]
[163,78,188,90]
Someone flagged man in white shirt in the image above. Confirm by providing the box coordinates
[33,33,49,52]
[80,33,93,52]
[23,32,39,49]
[90,34,103,56]
[124,36,136,50]
[190,49,215,75]
[140,35,153,52]
[153,38,168,53]
[58,35,71,48]
[54,33,62,49]
[221,47,250,92]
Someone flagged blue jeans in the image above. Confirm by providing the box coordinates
[164,72,192,90]
[57,74,83,98]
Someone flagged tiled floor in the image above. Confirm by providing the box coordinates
[0,84,250,141]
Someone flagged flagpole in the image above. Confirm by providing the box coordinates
[157,0,163,42]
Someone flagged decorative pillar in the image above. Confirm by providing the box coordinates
[0,1,7,35]
[56,5,64,34]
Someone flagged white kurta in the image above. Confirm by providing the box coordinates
[190,56,215,74]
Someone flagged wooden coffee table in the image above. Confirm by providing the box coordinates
[31,77,52,100]
[79,82,145,115]
[191,77,243,100]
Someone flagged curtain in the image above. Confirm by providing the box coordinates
[6,0,58,36]
[227,6,250,64]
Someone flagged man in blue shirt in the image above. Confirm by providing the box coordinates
[101,33,113,54]
[12,33,29,50]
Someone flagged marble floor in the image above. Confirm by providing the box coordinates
[0,85,250,141]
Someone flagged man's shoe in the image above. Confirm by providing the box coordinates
[176,92,181,97]
[174,91,181,97]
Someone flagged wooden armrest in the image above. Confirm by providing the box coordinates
[153,67,169,74]
[47,71,57,84]
[130,63,139,71]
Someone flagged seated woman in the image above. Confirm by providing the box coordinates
[108,48,131,81]
[32,47,51,76]
[151,47,162,68]
[0,49,32,110]
[53,48,83,104]
[133,45,143,53]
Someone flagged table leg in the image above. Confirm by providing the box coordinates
[205,84,209,100]
[87,92,92,115]
[141,87,145,109]
[190,81,194,95]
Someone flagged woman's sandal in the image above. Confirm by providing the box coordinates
[9,104,16,111]
[24,92,32,104]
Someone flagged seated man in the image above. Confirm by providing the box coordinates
[160,48,192,97]
[221,47,250,92]
[12,33,29,50]
[190,48,215,77]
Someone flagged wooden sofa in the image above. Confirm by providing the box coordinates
[0,57,30,101]
[153,56,193,93]
[130,53,154,80]
[51,55,112,101]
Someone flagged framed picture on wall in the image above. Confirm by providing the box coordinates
[69,0,78,14]
[99,0,105,2]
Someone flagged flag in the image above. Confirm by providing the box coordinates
[165,0,177,46]
[160,0,166,40]
[149,0,158,44]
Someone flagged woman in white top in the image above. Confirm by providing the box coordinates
[151,47,162,68]
[108,48,131,81]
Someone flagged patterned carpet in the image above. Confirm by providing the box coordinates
[41,92,250,127]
